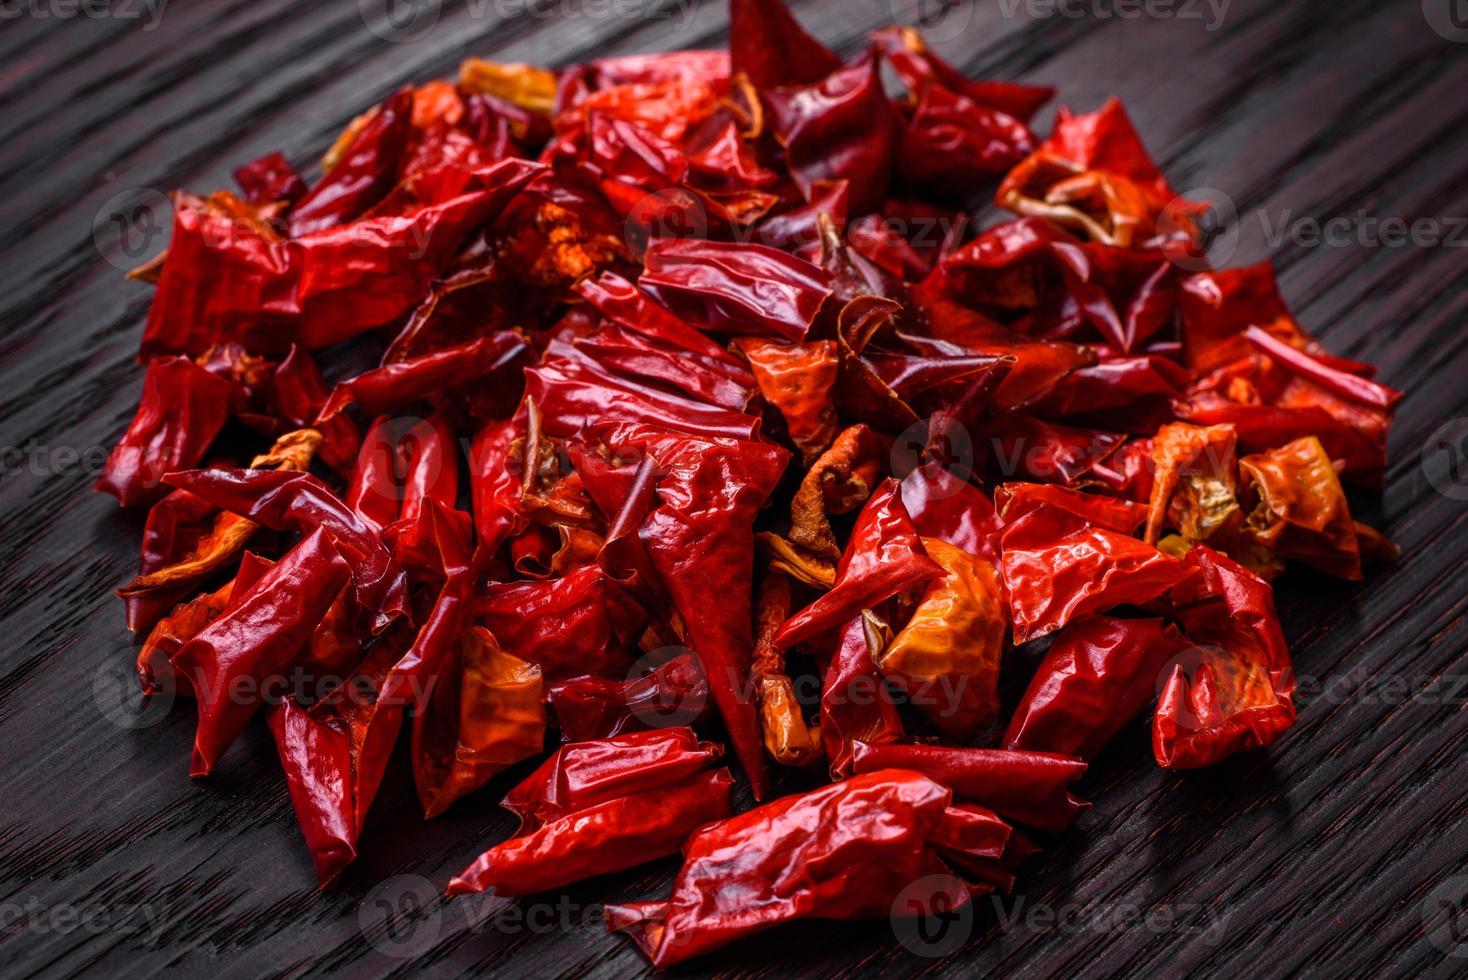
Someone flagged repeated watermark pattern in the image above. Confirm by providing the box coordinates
[0,0,166,29]
[1423,418,1468,503]
[1165,188,1467,271]
[996,0,1231,31]
[890,876,1230,956]
[359,0,697,44]
[1422,875,1468,958]
[1423,0,1468,42]
[358,875,603,958]
[0,895,181,942]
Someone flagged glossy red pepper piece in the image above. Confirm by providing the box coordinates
[587,419,789,797]
[448,730,730,896]
[639,238,833,342]
[821,613,904,777]
[501,727,722,829]
[140,158,541,356]
[763,50,901,217]
[850,741,1089,833]
[524,342,762,441]
[96,356,237,507]
[163,468,409,631]
[449,768,733,897]
[233,150,308,206]
[775,479,943,651]
[318,331,527,424]
[269,345,359,472]
[1154,545,1296,768]
[1005,615,1192,760]
[999,504,1188,644]
[476,565,630,681]
[607,770,991,968]
[288,88,414,237]
[728,0,840,90]
[900,461,1002,563]
[546,654,710,742]
[995,482,1149,535]
[172,528,350,776]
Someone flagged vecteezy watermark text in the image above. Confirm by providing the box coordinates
[0,0,166,29]
[996,0,1230,31]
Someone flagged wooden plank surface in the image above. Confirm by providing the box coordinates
[1,0,1467,977]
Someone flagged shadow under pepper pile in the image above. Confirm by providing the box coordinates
[97,0,1400,967]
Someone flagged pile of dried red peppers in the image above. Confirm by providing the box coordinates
[98,0,1401,966]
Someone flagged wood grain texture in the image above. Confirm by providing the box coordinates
[1,0,1466,977]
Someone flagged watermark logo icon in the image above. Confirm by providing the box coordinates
[891,873,974,957]
[1423,0,1468,41]
[890,0,976,44]
[93,653,174,730]
[1422,874,1468,957]
[92,187,170,271]
[1423,418,1468,502]
[1159,186,1239,271]
[624,646,709,728]
[359,874,442,958]
[360,0,442,42]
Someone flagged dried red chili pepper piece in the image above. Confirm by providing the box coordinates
[999,503,1187,644]
[776,479,943,651]
[607,770,1006,968]
[587,419,788,798]
[96,356,238,507]
[850,741,1088,833]
[1005,615,1192,760]
[1154,545,1297,768]
[547,654,710,742]
[163,467,410,630]
[449,729,732,897]
[173,527,350,776]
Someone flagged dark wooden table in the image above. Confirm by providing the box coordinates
[3,0,1467,976]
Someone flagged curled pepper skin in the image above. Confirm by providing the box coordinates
[1144,422,1241,549]
[1154,545,1297,768]
[735,338,841,462]
[503,728,723,828]
[822,613,904,778]
[95,356,237,507]
[163,467,410,631]
[449,731,731,896]
[999,504,1187,644]
[776,479,943,651]
[413,625,545,819]
[588,419,789,797]
[316,331,528,424]
[140,159,542,357]
[639,238,833,342]
[118,430,322,610]
[1238,435,1364,580]
[233,150,308,206]
[762,50,901,217]
[900,461,1002,563]
[850,741,1088,833]
[448,769,734,897]
[1004,615,1192,760]
[172,528,350,777]
[876,537,1006,741]
[606,770,988,969]
[288,87,414,237]
[476,565,629,681]
[547,654,710,742]
[728,0,840,90]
